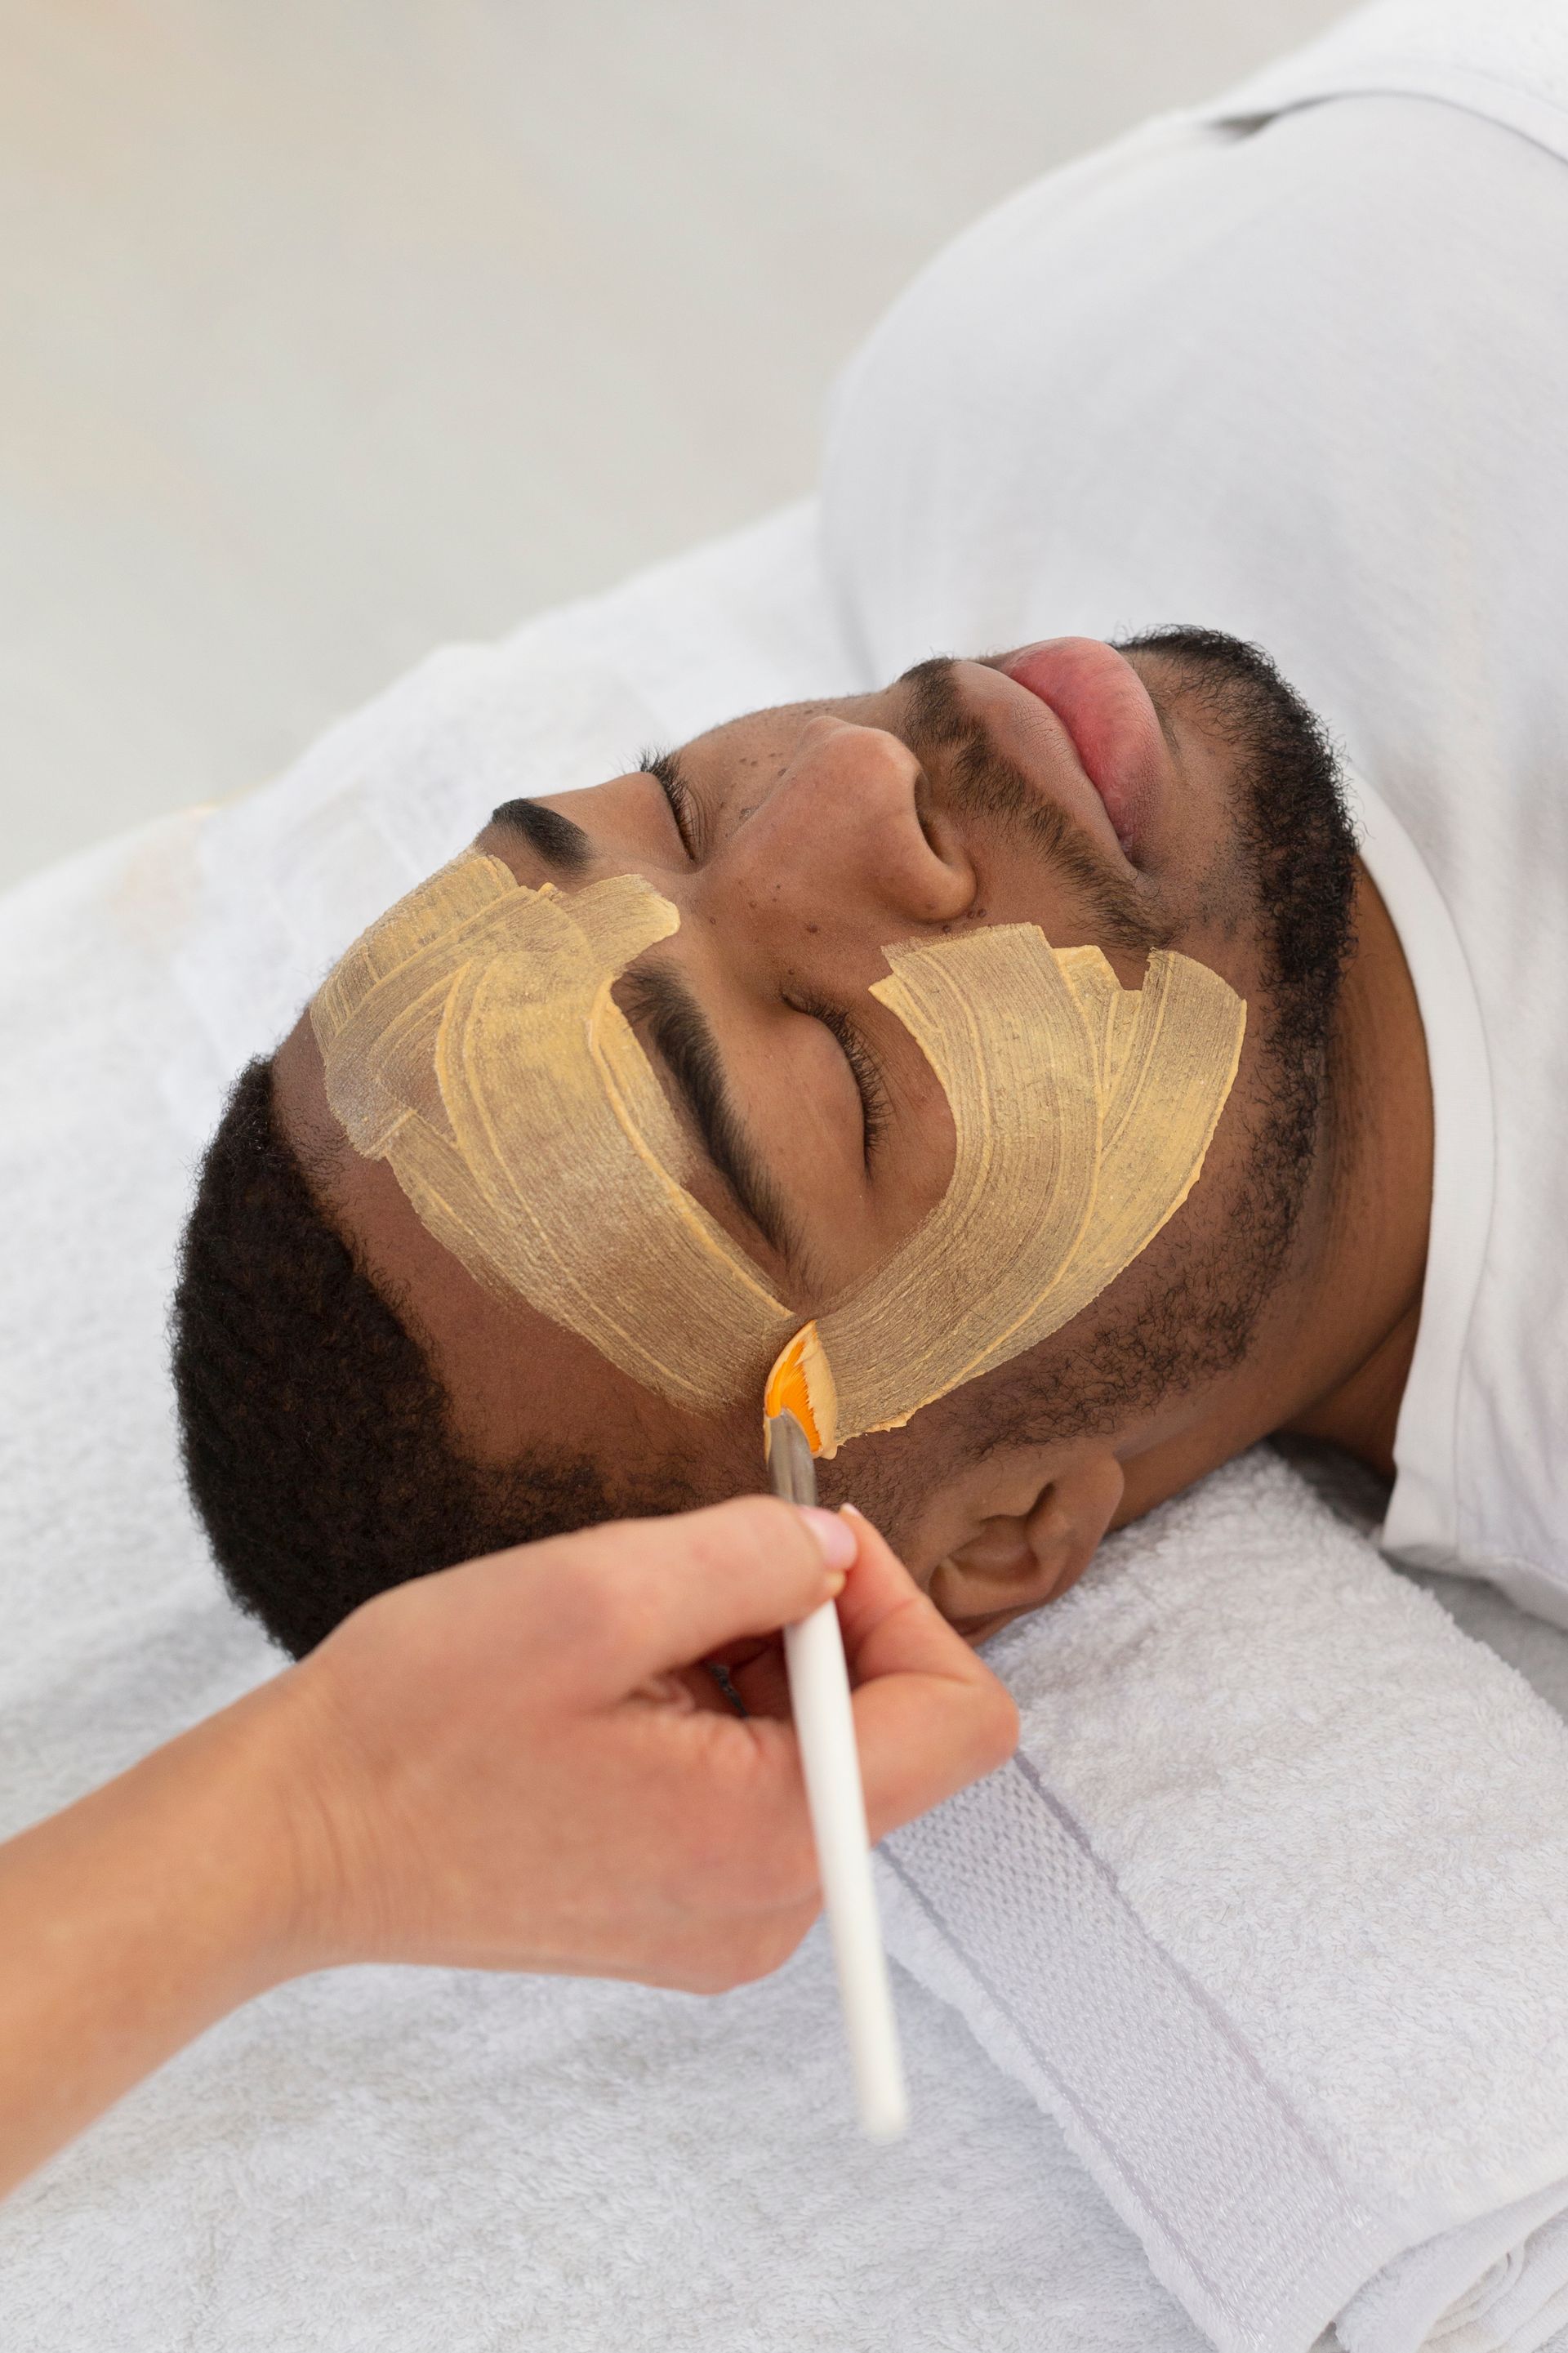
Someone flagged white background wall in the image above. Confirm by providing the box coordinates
[1,0,1346,890]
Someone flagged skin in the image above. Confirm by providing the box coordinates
[274,643,1432,1637]
[0,1499,1016,2198]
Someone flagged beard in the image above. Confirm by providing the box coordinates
[890,624,1360,1479]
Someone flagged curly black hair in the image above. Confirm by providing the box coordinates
[171,1058,681,1658]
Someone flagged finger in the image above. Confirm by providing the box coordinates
[852,1667,1019,1844]
[833,1508,1019,1840]
[835,1506,994,1691]
[718,1511,989,1723]
[724,1640,794,1720]
[557,1495,857,1697]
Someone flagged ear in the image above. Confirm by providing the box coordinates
[927,1451,1125,1636]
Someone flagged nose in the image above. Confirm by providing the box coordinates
[710,714,975,951]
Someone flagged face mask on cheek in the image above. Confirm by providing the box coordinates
[311,851,1245,1450]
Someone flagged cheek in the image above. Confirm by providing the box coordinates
[1183,829,1259,941]
[967,867,1071,934]
[622,1394,765,1514]
[969,866,1152,983]
[813,1415,961,1578]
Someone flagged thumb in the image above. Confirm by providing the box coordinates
[557,1495,857,1699]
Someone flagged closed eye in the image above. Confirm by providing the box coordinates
[791,993,890,1164]
[640,746,701,859]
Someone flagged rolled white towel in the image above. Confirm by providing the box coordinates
[880,1446,1568,2353]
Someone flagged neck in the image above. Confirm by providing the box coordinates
[1117,863,1432,1524]
[1273,863,1432,1473]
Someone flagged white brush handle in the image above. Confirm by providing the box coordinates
[783,1599,909,2141]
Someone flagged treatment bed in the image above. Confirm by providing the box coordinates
[7,8,1568,2343]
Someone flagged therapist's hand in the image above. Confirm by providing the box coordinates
[0,1498,1015,2198]
[280,1496,1017,1992]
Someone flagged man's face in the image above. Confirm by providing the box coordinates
[275,631,1348,1584]
[481,643,1259,1301]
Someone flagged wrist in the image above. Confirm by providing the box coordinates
[110,1665,367,2004]
[134,1676,332,2007]
[0,1672,341,2197]
[203,1664,368,1989]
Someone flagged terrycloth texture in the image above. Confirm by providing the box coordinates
[881,1448,1568,2353]
[3,497,1568,2353]
[0,502,1211,2353]
[0,1928,1216,2353]
[157,503,865,1134]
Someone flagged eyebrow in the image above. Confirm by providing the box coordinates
[619,961,803,1272]
[490,796,594,872]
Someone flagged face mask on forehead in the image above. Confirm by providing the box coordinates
[311,850,1245,1453]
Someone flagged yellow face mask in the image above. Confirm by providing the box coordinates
[312,849,1245,1448]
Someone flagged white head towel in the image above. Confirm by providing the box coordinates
[883,1446,1568,2353]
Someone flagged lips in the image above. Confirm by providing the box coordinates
[1000,638,1167,856]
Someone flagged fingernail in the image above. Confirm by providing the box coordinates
[798,1504,858,1572]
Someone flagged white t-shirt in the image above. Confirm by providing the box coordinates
[821,0,1568,1624]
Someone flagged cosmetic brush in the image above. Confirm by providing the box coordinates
[764,1333,907,2141]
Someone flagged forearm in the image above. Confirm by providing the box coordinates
[0,1679,309,2197]
[0,1500,1013,2198]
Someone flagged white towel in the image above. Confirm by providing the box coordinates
[880,1446,1568,2353]
[0,504,1212,2353]
[158,500,866,1136]
[1200,0,1568,141]
[5,500,1568,2353]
